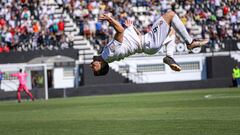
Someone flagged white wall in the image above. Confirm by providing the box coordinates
[110,54,207,83]
[53,68,74,89]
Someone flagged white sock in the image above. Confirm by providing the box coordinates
[164,35,176,58]
[171,14,193,45]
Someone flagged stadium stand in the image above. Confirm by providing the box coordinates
[56,0,239,54]
[0,0,74,53]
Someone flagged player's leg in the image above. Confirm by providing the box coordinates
[163,29,181,71]
[237,78,240,88]
[162,11,208,50]
[17,86,22,103]
[23,85,34,101]
[164,28,176,58]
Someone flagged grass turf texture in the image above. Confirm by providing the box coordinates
[0,88,240,135]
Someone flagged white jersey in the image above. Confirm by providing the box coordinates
[101,26,142,63]
[101,17,171,63]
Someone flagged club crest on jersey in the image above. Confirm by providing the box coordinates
[159,20,163,25]
[109,44,116,52]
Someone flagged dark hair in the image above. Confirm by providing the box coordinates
[94,62,109,76]
[19,69,22,73]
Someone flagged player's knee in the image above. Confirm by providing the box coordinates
[162,11,176,25]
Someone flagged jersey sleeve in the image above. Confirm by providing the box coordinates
[101,39,122,63]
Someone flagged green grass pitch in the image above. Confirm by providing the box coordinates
[0,88,240,135]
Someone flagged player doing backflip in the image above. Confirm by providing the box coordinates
[90,11,209,76]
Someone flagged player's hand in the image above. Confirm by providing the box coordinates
[124,19,133,27]
[99,14,110,21]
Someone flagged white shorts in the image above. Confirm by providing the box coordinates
[142,17,170,54]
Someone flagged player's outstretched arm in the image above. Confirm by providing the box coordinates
[99,14,124,42]
[99,14,124,33]
[10,73,18,77]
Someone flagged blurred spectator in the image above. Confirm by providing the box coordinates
[232,64,240,88]
[58,17,65,32]
[59,33,68,49]
[83,19,90,39]
[66,32,74,47]
[5,29,13,50]
[88,16,96,39]
[208,26,218,51]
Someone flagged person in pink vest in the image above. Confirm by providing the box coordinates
[11,69,34,103]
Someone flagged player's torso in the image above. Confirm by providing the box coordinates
[18,73,27,85]
[101,26,142,63]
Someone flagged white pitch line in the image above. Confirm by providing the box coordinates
[204,94,212,98]
[204,94,240,99]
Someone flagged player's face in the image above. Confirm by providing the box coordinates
[90,60,102,72]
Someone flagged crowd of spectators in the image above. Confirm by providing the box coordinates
[58,0,239,52]
[175,0,240,50]
[0,0,239,53]
[0,0,72,53]
[57,0,150,52]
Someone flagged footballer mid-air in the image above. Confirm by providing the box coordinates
[90,11,209,76]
